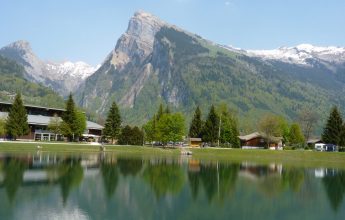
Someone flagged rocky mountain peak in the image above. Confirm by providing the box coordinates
[4,40,32,53]
[0,40,98,96]
[109,11,168,69]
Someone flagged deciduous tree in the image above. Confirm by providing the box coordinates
[288,123,305,147]
[0,117,6,136]
[156,113,185,144]
[48,114,62,140]
[298,108,318,143]
[258,114,281,148]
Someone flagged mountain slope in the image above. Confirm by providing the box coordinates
[0,55,65,108]
[0,41,98,96]
[76,11,345,130]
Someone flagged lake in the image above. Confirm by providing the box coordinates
[0,152,344,220]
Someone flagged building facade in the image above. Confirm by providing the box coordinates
[0,102,103,141]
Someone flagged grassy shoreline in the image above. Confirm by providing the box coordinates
[1,141,345,169]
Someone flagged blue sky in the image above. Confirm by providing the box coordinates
[1,0,344,65]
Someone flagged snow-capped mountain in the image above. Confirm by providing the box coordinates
[246,44,345,66]
[46,61,99,80]
[0,40,99,95]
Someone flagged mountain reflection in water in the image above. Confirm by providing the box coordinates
[0,152,344,219]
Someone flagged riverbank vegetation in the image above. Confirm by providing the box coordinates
[0,142,345,169]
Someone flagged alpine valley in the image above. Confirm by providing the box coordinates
[1,11,345,130]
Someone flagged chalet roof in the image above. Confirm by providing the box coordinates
[238,132,261,141]
[307,139,322,144]
[0,112,103,130]
[0,101,65,112]
[238,132,282,142]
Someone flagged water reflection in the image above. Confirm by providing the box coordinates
[117,158,143,177]
[57,158,84,205]
[143,160,185,198]
[322,169,345,211]
[0,152,345,218]
[188,162,239,202]
[101,160,118,199]
[2,158,27,202]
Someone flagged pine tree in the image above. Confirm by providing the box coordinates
[118,125,132,145]
[103,101,122,144]
[218,105,240,148]
[5,93,29,140]
[165,106,170,114]
[61,94,81,141]
[189,106,203,138]
[322,106,343,145]
[156,103,164,121]
[202,105,219,146]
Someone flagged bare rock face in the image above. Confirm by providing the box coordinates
[109,11,167,70]
[77,10,190,113]
[0,40,47,82]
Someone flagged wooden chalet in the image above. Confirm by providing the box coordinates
[238,132,283,149]
[188,138,202,147]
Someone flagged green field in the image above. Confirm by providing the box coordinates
[0,141,345,169]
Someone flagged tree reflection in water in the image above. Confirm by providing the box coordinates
[281,167,305,192]
[117,157,143,177]
[189,162,240,202]
[57,158,84,205]
[101,161,119,199]
[143,160,185,198]
[2,158,27,202]
[322,169,345,211]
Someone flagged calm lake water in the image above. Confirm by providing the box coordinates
[0,152,345,220]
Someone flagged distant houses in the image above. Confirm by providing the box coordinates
[0,101,103,141]
[188,138,202,147]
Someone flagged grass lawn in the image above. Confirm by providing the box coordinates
[0,141,345,169]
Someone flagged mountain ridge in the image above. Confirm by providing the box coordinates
[75,11,345,131]
[0,40,99,96]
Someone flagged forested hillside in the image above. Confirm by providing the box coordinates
[0,55,65,108]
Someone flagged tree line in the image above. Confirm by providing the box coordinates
[1,92,345,149]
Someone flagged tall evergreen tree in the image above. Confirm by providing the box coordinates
[189,106,203,138]
[165,105,171,114]
[156,103,164,121]
[118,125,133,145]
[61,94,82,141]
[218,104,240,148]
[202,105,219,146]
[5,93,29,140]
[103,101,122,144]
[322,106,344,145]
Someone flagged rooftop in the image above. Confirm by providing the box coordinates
[0,112,103,130]
[0,101,65,112]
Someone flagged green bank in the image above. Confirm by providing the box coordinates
[1,142,345,169]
